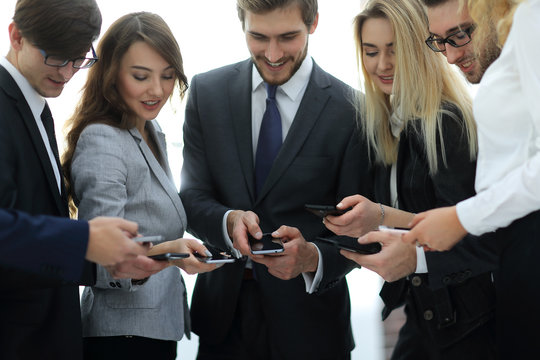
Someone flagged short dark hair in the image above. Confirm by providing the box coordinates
[236,0,318,29]
[13,0,102,58]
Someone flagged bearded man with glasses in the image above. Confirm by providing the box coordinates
[422,0,500,84]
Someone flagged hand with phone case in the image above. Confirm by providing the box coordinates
[148,238,220,274]
[249,226,319,281]
[194,245,236,264]
[338,229,418,282]
[322,195,414,238]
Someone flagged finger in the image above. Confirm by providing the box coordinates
[337,195,362,209]
[401,228,418,245]
[407,212,426,228]
[114,218,139,237]
[185,239,208,255]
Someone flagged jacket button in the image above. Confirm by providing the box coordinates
[411,276,422,287]
[424,310,434,321]
[442,276,451,285]
[109,282,116,288]
[116,282,122,288]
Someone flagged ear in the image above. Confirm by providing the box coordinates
[8,22,24,51]
[308,13,319,34]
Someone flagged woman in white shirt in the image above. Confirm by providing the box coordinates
[404,0,540,357]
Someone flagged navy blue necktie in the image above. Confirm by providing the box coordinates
[40,103,61,171]
[255,83,282,196]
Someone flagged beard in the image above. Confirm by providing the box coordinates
[253,41,309,86]
[471,25,502,84]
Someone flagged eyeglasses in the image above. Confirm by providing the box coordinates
[425,24,476,52]
[39,45,99,69]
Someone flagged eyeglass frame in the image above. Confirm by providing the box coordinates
[38,45,99,69]
[425,24,476,52]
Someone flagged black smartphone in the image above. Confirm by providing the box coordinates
[133,235,165,244]
[194,252,235,264]
[304,204,352,218]
[248,233,284,255]
[316,235,381,254]
[148,252,190,261]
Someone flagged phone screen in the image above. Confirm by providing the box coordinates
[249,233,284,255]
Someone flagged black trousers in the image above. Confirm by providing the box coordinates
[196,278,351,360]
[497,210,540,360]
[83,336,177,360]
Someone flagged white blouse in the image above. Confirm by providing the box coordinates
[457,0,540,235]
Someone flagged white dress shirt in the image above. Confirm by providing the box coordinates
[456,0,540,235]
[0,57,61,193]
[221,57,324,293]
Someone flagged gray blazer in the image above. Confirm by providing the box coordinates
[72,121,189,341]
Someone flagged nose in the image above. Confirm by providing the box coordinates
[57,64,77,81]
[265,39,284,63]
[444,45,465,65]
[148,77,164,98]
[377,53,393,72]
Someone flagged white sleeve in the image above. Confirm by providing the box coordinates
[456,2,540,235]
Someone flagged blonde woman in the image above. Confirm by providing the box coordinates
[405,0,540,357]
[323,0,497,358]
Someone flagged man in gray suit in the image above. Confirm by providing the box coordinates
[180,0,371,359]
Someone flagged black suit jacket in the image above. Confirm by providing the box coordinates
[0,65,94,360]
[180,59,370,359]
[375,105,497,348]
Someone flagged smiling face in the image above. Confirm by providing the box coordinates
[426,0,482,83]
[244,4,318,85]
[116,41,175,127]
[361,17,395,96]
[8,23,81,98]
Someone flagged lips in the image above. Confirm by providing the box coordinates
[458,58,475,73]
[141,100,161,110]
[378,75,394,84]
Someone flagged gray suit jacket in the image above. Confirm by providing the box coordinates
[181,59,372,358]
[72,121,189,341]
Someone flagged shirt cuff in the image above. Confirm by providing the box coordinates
[415,246,428,273]
[302,244,323,294]
[222,210,242,258]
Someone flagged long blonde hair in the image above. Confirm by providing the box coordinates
[354,0,476,173]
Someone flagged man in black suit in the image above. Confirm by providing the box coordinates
[180,0,370,359]
[0,209,150,281]
[0,1,159,359]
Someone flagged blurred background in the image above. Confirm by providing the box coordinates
[0,1,385,359]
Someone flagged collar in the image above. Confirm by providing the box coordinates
[0,57,46,119]
[252,55,313,101]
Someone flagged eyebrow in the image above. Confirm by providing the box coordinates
[431,22,472,37]
[130,65,174,72]
[247,30,302,38]
[362,42,393,48]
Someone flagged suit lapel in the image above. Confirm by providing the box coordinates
[229,60,257,202]
[128,123,187,231]
[0,67,67,216]
[255,62,331,203]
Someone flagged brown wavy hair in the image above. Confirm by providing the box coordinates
[62,12,188,216]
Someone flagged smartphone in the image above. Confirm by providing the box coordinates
[193,252,235,264]
[304,204,352,218]
[316,235,381,254]
[249,233,284,255]
[148,252,189,261]
[378,225,410,234]
[133,235,165,244]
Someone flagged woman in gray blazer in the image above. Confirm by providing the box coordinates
[62,12,217,360]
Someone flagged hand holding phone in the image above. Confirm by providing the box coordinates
[248,233,284,255]
[148,252,189,261]
[194,246,235,264]
[133,235,165,244]
[304,204,352,218]
[316,235,381,254]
